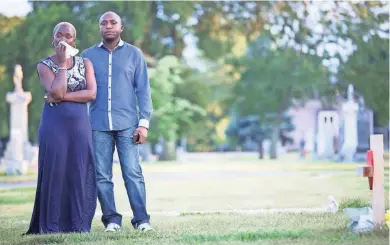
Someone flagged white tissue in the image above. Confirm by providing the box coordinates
[59,41,79,58]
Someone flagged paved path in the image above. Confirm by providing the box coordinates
[0,181,36,190]
[141,169,347,181]
[0,169,349,189]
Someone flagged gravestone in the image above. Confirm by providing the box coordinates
[316,110,339,159]
[355,98,374,161]
[340,84,359,162]
[0,64,38,175]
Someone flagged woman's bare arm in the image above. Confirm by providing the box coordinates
[39,44,69,100]
[61,58,97,103]
[37,63,67,100]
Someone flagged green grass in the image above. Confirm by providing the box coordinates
[338,197,370,210]
[0,169,37,183]
[0,153,389,244]
[0,187,36,205]
[180,229,314,242]
[0,213,388,245]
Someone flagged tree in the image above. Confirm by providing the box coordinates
[29,1,198,58]
[0,2,202,142]
[232,33,328,159]
[225,113,294,158]
[148,56,207,160]
[339,35,388,126]
[334,2,389,126]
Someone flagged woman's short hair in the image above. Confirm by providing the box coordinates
[53,22,77,38]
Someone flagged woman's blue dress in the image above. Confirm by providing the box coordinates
[26,56,97,234]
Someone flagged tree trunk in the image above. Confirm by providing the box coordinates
[159,131,177,161]
[258,141,264,159]
[159,140,176,161]
[139,142,152,161]
[269,124,280,159]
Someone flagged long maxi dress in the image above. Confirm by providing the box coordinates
[26,56,97,234]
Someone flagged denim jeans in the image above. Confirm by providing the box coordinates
[92,126,150,228]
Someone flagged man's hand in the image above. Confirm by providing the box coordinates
[133,127,148,144]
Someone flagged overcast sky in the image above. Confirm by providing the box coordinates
[0,0,31,17]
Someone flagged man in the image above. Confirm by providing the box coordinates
[81,11,153,232]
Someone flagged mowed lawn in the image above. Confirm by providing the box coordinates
[0,152,388,244]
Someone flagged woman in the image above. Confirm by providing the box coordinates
[26,22,97,234]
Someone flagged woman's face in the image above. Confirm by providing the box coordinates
[52,24,76,48]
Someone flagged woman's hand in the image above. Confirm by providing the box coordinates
[55,42,67,66]
[44,93,61,106]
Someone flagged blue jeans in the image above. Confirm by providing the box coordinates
[92,126,150,228]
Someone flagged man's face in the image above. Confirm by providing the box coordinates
[99,12,122,42]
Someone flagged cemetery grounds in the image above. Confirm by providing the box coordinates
[0,152,388,245]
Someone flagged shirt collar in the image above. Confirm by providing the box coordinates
[98,39,125,48]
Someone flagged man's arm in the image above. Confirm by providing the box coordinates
[134,49,153,129]
[133,49,153,144]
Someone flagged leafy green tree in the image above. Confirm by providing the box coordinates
[148,56,207,160]
[0,2,203,143]
[30,1,197,58]
[333,2,389,126]
[225,113,294,158]
[232,33,328,159]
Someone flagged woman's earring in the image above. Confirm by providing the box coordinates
[52,42,55,48]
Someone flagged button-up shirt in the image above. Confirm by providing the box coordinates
[81,40,153,131]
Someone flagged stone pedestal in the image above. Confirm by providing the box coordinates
[1,91,38,175]
[2,129,29,174]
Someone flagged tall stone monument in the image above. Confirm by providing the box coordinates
[340,84,359,162]
[1,64,38,175]
[355,97,374,161]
